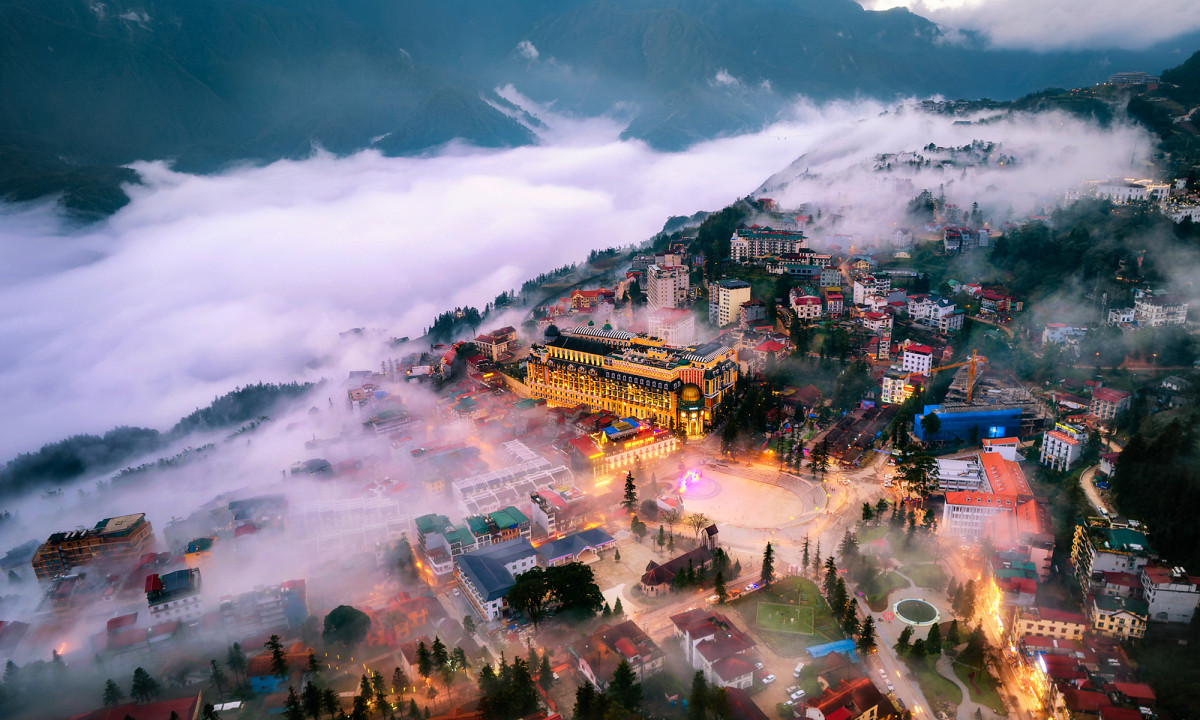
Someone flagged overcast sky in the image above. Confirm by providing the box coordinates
[862,0,1200,51]
[0,96,1154,459]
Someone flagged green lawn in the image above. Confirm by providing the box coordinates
[858,525,889,545]
[757,602,815,634]
[732,577,844,654]
[911,659,963,708]
[906,563,948,591]
[865,571,910,612]
[953,661,1007,714]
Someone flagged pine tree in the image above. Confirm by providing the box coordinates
[861,502,874,524]
[303,681,323,720]
[926,621,942,656]
[812,540,821,576]
[760,542,776,590]
[657,524,666,552]
[210,659,228,697]
[284,686,306,720]
[373,672,388,718]
[602,601,612,616]
[802,536,810,573]
[894,626,913,656]
[668,533,675,552]
[103,678,124,707]
[714,571,728,604]
[431,637,449,670]
[130,667,160,704]
[857,616,877,654]
[227,643,247,686]
[462,615,476,637]
[393,667,409,694]
[360,674,374,702]
[621,473,638,514]
[613,598,624,616]
[607,659,643,711]
[408,700,420,719]
[267,634,288,680]
[688,671,709,720]
[416,641,432,678]
[822,557,838,598]
[614,548,621,562]
[539,653,553,691]
[325,688,343,719]
[832,577,849,621]
[946,619,961,648]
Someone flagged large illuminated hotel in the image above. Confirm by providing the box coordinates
[526,325,739,437]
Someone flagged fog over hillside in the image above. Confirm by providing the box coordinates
[0,96,1153,459]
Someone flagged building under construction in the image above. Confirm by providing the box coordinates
[915,367,1049,444]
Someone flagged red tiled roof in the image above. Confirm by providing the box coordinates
[68,695,201,720]
[1062,688,1112,713]
[754,340,787,353]
[1108,681,1156,702]
[980,452,1032,496]
[711,655,755,682]
[905,344,933,354]
[1093,387,1131,403]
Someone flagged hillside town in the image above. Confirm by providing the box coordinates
[6,135,1200,720]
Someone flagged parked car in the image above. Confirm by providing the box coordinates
[886,682,894,693]
[761,675,776,684]
[786,686,801,696]
[745,583,759,592]
[878,669,887,678]
[793,662,805,677]
[754,662,764,670]
[791,690,806,701]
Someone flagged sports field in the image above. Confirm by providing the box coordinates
[756,601,815,634]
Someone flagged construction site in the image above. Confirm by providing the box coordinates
[917,364,1051,444]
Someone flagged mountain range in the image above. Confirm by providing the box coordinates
[3,0,1200,216]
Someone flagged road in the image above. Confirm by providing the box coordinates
[1078,437,1123,516]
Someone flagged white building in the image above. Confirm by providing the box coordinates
[852,275,891,306]
[709,279,752,327]
[1134,293,1188,327]
[901,344,934,375]
[455,538,540,621]
[1095,178,1171,203]
[730,228,807,262]
[648,307,697,346]
[891,228,913,248]
[646,263,691,310]
[1042,324,1088,344]
[908,294,963,333]
[934,457,987,492]
[790,291,823,321]
[820,268,842,287]
[1141,565,1200,624]
[1039,422,1086,472]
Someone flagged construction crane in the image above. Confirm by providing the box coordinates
[927,349,989,402]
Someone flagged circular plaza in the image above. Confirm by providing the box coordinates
[893,598,940,626]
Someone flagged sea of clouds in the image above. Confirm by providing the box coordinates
[0,94,1155,458]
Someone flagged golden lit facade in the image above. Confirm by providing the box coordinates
[527,327,737,437]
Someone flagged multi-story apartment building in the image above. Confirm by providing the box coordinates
[852,275,891,306]
[1133,294,1188,327]
[473,326,518,361]
[709,279,752,327]
[526,326,738,437]
[820,267,842,287]
[1090,594,1147,641]
[32,514,155,581]
[823,289,844,316]
[729,228,807,262]
[791,291,823,321]
[1089,388,1131,422]
[670,609,757,689]
[1071,519,1153,591]
[529,488,586,539]
[1040,422,1087,472]
[900,343,934,375]
[648,308,696,347]
[908,294,963,333]
[1141,565,1200,624]
[1008,606,1088,642]
[646,264,691,310]
[146,568,203,625]
[880,368,923,405]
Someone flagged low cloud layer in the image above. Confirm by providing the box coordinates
[863,0,1200,51]
[0,96,1155,458]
